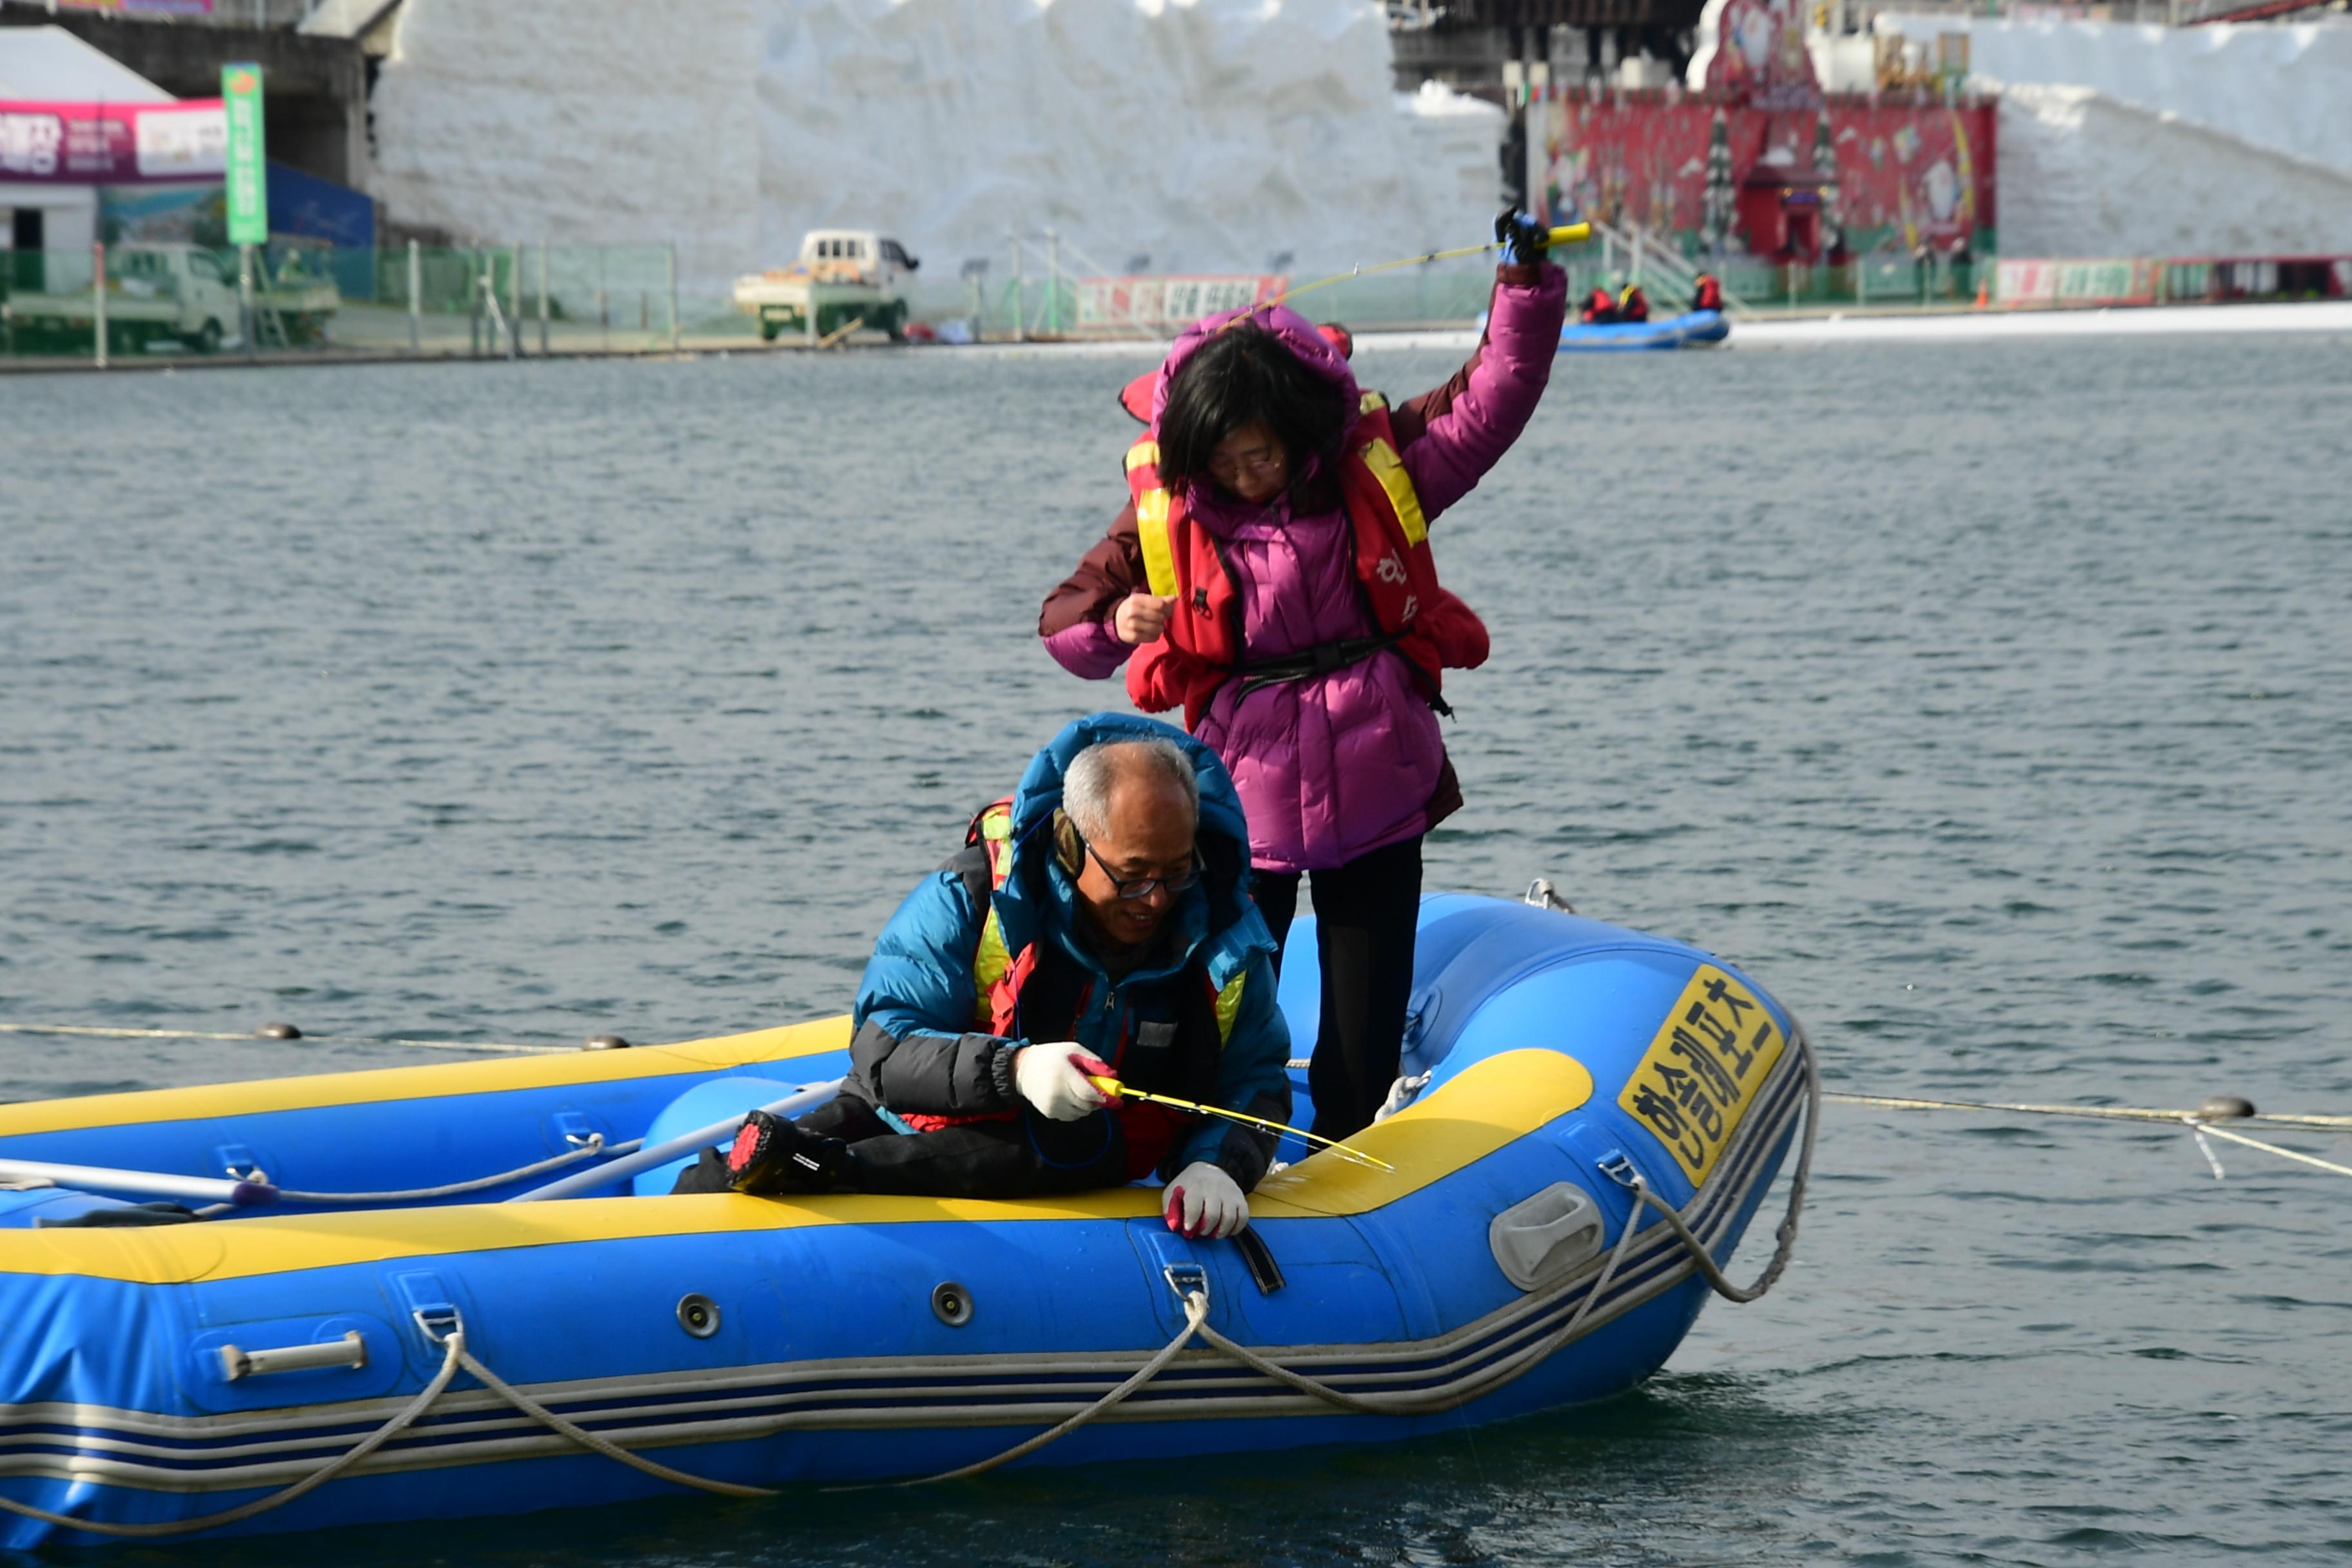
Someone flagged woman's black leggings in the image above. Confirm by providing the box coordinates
[1251,834,1423,1143]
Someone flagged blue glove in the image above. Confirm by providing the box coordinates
[1496,209,1549,266]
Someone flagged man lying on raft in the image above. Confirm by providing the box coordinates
[674,713,1291,1239]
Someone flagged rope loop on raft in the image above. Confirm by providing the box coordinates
[887,1024,1821,1480]
[0,1311,770,1540]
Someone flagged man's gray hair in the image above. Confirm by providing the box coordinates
[1063,738,1199,842]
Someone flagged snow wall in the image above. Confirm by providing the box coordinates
[368,0,1505,302]
[1876,16,2352,256]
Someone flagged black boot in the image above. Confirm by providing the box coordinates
[725,1108,851,1195]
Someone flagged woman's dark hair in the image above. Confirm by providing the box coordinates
[1156,323,1346,505]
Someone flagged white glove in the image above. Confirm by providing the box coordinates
[1012,1041,1114,1122]
[1164,1161,1249,1239]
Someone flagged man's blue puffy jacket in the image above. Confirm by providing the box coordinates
[847,712,1292,1188]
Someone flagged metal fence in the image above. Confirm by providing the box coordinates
[1,240,700,362]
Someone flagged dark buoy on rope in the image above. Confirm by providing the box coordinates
[583,1034,631,1051]
[255,1023,302,1041]
[2195,1094,2256,1120]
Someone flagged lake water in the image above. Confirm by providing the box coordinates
[4,329,2349,1565]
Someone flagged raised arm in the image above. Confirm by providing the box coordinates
[1393,262,1569,521]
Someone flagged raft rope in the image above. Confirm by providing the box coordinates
[0,1319,470,1539]
[0,1315,770,1540]
[882,1023,1819,1483]
[182,1137,643,1215]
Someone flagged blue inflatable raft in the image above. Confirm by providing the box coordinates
[1559,309,1730,351]
[0,894,1816,1547]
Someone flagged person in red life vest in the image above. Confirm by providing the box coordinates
[1035,210,1567,1141]
[1692,272,1724,313]
[1617,281,1651,322]
[1580,284,1619,324]
[675,714,1289,1240]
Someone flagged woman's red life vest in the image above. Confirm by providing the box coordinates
[1124,393,1489,730]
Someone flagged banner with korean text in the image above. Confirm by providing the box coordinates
[0,99,225,184]
[1073,275,1288,335]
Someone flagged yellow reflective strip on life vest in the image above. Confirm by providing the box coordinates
[1125,439,1161,475]
[1358,435,1428,547]
[1135,487,1179,599]
[1214,971,1246,1046]
[970,906,1012,1026]
[1358,390,1387,415]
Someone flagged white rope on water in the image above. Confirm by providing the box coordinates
[1825,1091,2352,1182]
[1824,1091,2352,1132]
[2184,1120,2352,1181]
[0,1021,571,1055]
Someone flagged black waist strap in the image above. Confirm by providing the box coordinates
[1233,632,1404,696]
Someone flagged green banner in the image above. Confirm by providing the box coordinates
[222,63,266,247]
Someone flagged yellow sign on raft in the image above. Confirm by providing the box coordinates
[1617,965,1787,1185]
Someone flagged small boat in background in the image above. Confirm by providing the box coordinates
[1558,309,1730,352]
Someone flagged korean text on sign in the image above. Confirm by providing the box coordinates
[1616,965,1787,1185]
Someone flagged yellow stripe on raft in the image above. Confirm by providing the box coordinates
[0,1049,1592,1285]
[0,1017,852,1139]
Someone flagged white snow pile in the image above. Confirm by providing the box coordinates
[368,0,1504,301]
[1875,15,2352,255]
[1997,82,2352,257]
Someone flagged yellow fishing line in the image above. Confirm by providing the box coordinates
[1088,1075,1395,1171]
[1262,222,1592,314]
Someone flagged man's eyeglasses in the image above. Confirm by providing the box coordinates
[1075,833,1203,901]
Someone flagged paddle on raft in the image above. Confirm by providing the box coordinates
[1086,1075,1396,1172]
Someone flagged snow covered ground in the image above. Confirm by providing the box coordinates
[1877,15,2352,256]
[368,0,1504,302]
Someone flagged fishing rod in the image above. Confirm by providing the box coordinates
[1260,221,1594,315]
[1086,1075,1396,1172]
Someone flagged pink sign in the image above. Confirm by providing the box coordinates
[1073,275,1289,334]
[0,98,225,184]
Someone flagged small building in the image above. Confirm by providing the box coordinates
[0,26,178,284]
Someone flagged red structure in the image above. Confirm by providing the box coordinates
[1527,0,1997,264]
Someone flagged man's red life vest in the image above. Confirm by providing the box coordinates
[899,798,1248,1179]
[1124,393,1489,730]
[1693,273,1724,312]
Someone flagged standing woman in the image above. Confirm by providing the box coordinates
[1038,215,1567,1140]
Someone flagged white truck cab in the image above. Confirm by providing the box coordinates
[3,242,242,355]
[733,230,919,342]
